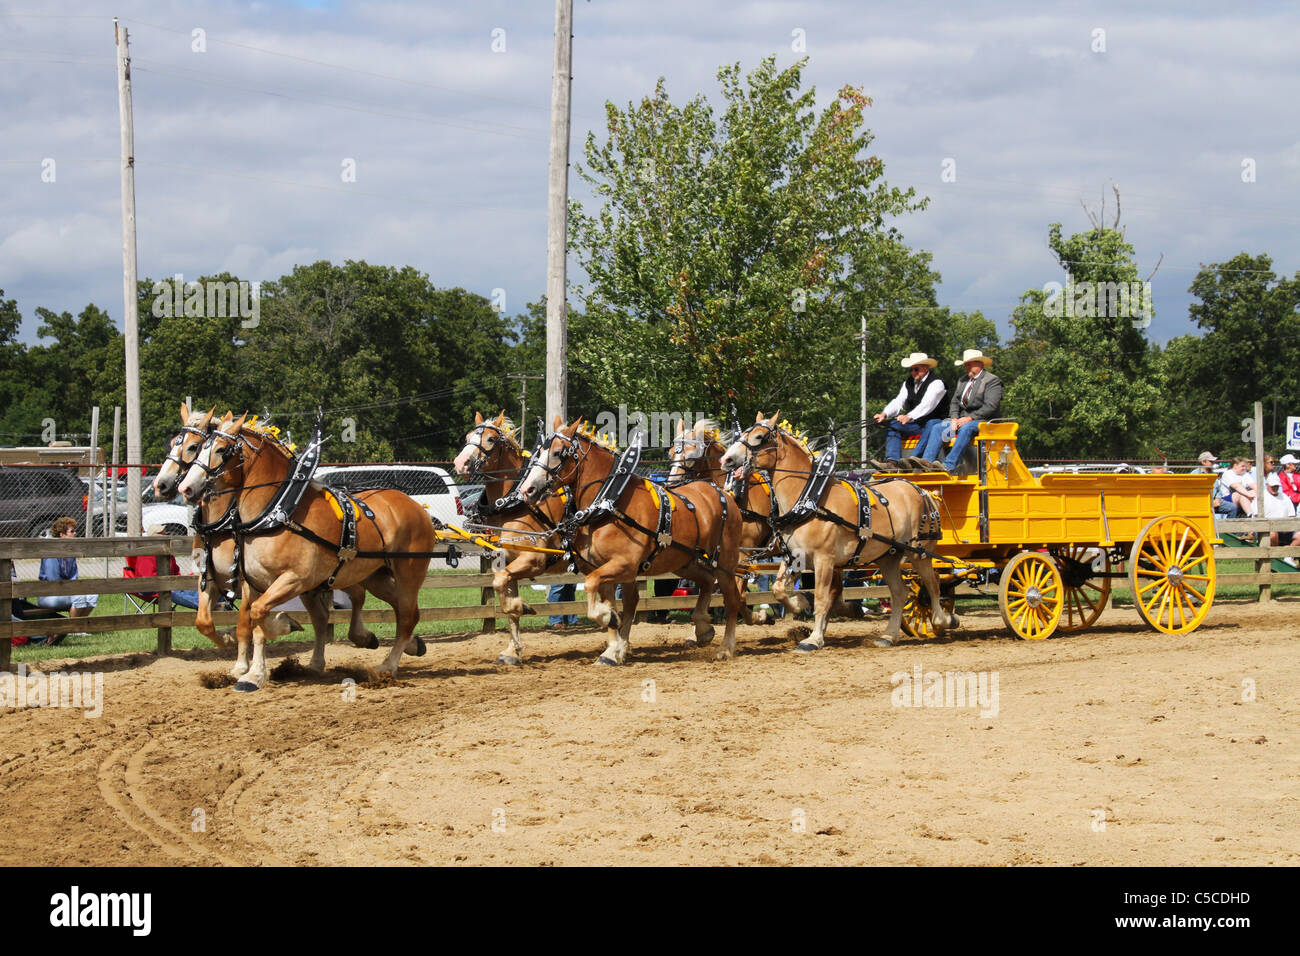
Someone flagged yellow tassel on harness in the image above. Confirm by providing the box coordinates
[324,489,361,522]
[645,479,675,511]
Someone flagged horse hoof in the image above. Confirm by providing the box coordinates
[497,654,521,666]
[873,637,895,648]
[594,656,620,667]
[405,636,426,656]
[365,635,379,650]
[684,637,698,649]
[715,651,733,662]
[794,641,820,654]
[233,681,260,693]
[520,604,536,615]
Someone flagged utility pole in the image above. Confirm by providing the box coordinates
[853,316,867,463]
[544,0,573,428]
[506,373,543,447]
[116,19,142,535]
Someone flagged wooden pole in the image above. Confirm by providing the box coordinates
[109,405,121,539]
[860,315,867,463]
[544,0,573,428]
[86,405,100,538]
[116,20,142,536]
[1255,400,1269,601]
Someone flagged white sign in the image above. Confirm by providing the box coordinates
[1287,416,1300,451]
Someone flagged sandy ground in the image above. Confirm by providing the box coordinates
[1,599,1297,866]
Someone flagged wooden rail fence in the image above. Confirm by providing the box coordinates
[4,517,1298,667]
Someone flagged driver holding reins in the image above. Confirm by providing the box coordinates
[873,351,947,469]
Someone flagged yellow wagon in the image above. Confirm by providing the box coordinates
[885,422,1217,641]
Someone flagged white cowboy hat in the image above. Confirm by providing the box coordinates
[955,348,993,368]
[900,352,938,369]
[1281,454,1298,466]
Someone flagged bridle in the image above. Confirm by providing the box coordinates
[461,423,515,481]
[527,428,587,499]
[163,422,213,472]
[187,425,254,496]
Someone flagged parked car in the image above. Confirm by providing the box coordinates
[141,485,193,536]
[0,465,87,537]
[315,464,465,527]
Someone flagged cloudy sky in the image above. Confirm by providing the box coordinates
[2,0,1297,346]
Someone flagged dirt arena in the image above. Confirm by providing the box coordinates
[2,600,1297,866]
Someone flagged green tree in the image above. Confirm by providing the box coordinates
[570,56,929,428]
[1000,220,1160,458]
[1157,253,1300,456]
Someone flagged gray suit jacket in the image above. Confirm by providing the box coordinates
[948,370,1003,421]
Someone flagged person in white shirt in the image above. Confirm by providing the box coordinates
[1222,457,1257,517]
[873,351,946,466]
[1262,472,1297,557]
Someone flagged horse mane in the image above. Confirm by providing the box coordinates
[240,416,299,459]
[693,419,723,443]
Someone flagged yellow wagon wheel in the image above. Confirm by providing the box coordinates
[1051,545,1112,632]
[900,578,956,640]
[1129,515,1216,634]
[998,551,1064,640]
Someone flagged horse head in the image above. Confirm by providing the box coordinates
[154,401,217,499]
[720,410,781,475]
[178,411,248,504]
[519,415,584,504]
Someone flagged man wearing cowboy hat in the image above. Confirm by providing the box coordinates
[873,351,947,466]
[916,348,1003,473]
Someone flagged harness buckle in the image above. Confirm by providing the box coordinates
[338,545,358,562]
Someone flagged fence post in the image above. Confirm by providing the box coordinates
[156,590,173,654]
[0,557,12,670]
[479,555,496,633]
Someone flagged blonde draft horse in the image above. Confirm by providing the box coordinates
[453,411,570,665]
[665,418,801,622]
[178,412,436,691]
[151,402,298,650]
[519,417,744,663]
[719,411,952,651]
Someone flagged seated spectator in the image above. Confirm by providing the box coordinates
[1221,458,1257,517]
[34,516,97,645]
[1279,454,1300,507]
[1193,451,1218,475]
[1262,472,1297,556]
[123,525,201,610]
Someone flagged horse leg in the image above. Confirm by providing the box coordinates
[493,553,539,665]
[715,570,743,661]
[913,554,954,634]
[874,553,907,647]
[613,579,639,663]
[236,572,309,692]
[195,581,233,649]
[363,565,428,662]
[376,559,429,676]
[794,550,836,654]
[341,584,377,649]
[230,580,254,679]
[302,587,333,674]
[772,557,809,616]
[587,564,634,666]
[678,566,716,647]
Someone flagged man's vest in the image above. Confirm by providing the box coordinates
[902,372,945,425]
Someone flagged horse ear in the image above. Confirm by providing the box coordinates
[676,418,686,436]
[569,417,584,434]
[754,411,764,423]
[474,411,484,425]
[553,414,563,430]
[198,406,215,429]
[179,401,190,423]
[494,410,506,425]
[232,411,248,430]
[768,409,781,426]
[217,410,233,425]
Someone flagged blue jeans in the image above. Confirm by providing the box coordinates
[915,419,949,462]
[548,583,577,626]
[170,589,200,610]
[884,419,923,461]
[942,420,982,468]
[38,592,99,611]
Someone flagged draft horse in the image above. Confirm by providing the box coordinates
[453,411,572,665]
[519,416,744,663]
[665,418,802,622]
[719,411,952,651]
[178,412,436,690]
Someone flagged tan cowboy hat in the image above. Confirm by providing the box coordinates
[900,351,938,369]
[955,348,993,368]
